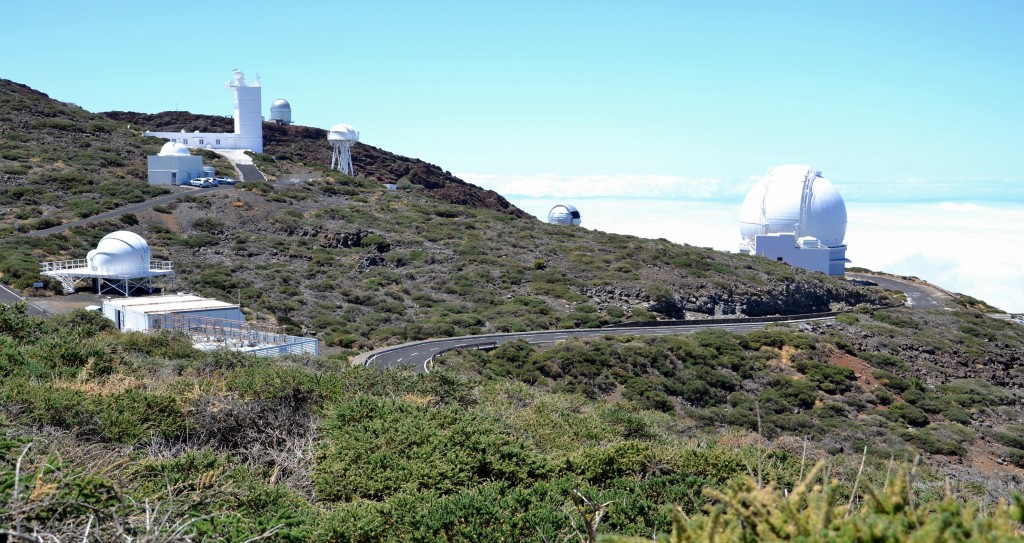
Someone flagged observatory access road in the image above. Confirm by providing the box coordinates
[357,316,835,373]
[846,273,952,309]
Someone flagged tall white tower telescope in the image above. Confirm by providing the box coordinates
[328,123,359,175]
[226,69,263,153]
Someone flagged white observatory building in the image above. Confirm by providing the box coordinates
[547,204,581,225]
[739,164,849,276]
[145,69,264,153]
[41,231,174,295]
[328,123,359,175]
[146,141,206,185]
[269,99,292,124]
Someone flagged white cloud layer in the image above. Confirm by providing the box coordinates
[463,174,1024,313]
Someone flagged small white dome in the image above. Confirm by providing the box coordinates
[87,231,152,273]
[328,123,359,141]
[739,164,847,247]
[548,204,581,226]
[158,142,191,156]
[271,99,291,109]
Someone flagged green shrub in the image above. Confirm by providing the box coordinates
[889,402,929,427]
[314,396,549,501]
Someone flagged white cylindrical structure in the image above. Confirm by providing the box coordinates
[547,204,581,225]
[270,98,291,124]
[87,231,152,275]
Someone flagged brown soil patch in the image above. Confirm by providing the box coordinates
[965,440,1024,477]
[827,347,880,393]
[150,208,182,234]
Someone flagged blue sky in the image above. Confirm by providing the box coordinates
[2,1,1022,308]
[3,1,1021,182]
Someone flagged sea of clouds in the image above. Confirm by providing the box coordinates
[462,173,1024,313]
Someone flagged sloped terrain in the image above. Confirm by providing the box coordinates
[2,305,1023,542]
[2,79,891,353]
[2,78,1024,542]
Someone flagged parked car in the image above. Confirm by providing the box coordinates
[214,177,238,185]
[188,177,214,188]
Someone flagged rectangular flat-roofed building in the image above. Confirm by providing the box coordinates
[102,294,243,332]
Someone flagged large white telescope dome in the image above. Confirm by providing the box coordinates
[327,123,359,142]
[739,164,847,247]
[548,204,581,226]
[87,231,152,273]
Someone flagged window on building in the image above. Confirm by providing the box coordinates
[216,139,220,145]
[199,139,204,145]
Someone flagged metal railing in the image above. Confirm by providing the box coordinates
[41,259,174,276]
[168,314,319,357]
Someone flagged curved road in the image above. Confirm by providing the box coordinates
[846,273,951,309]
[359,317,833,373]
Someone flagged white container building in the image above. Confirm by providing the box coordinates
[102,294,243,332]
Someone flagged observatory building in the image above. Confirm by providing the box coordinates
[738,164,849,276]
[40,231,174,295]
[144,69,264,153]
[269,99,292,124]
[547,204,581,226]
[328,123,359,175]
[146,142,208,185]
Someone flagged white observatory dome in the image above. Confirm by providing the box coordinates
[739,164,847,247]
[548,204,581,226]
[270,99,292,123]
[87,231,152,273]
[327,123,359,142]
[158,142,191,156]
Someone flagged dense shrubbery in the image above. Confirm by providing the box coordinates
[2,301,1024,540]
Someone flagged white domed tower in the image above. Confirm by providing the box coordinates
[270,99,292,124]
[41,230,174,295]
[328,123,359,175]
[739,165,849,276]
[547,204,581,225]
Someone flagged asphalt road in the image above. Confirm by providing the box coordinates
[846,273,951,309]
[360,318,831,373]
[0,283,49,317]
